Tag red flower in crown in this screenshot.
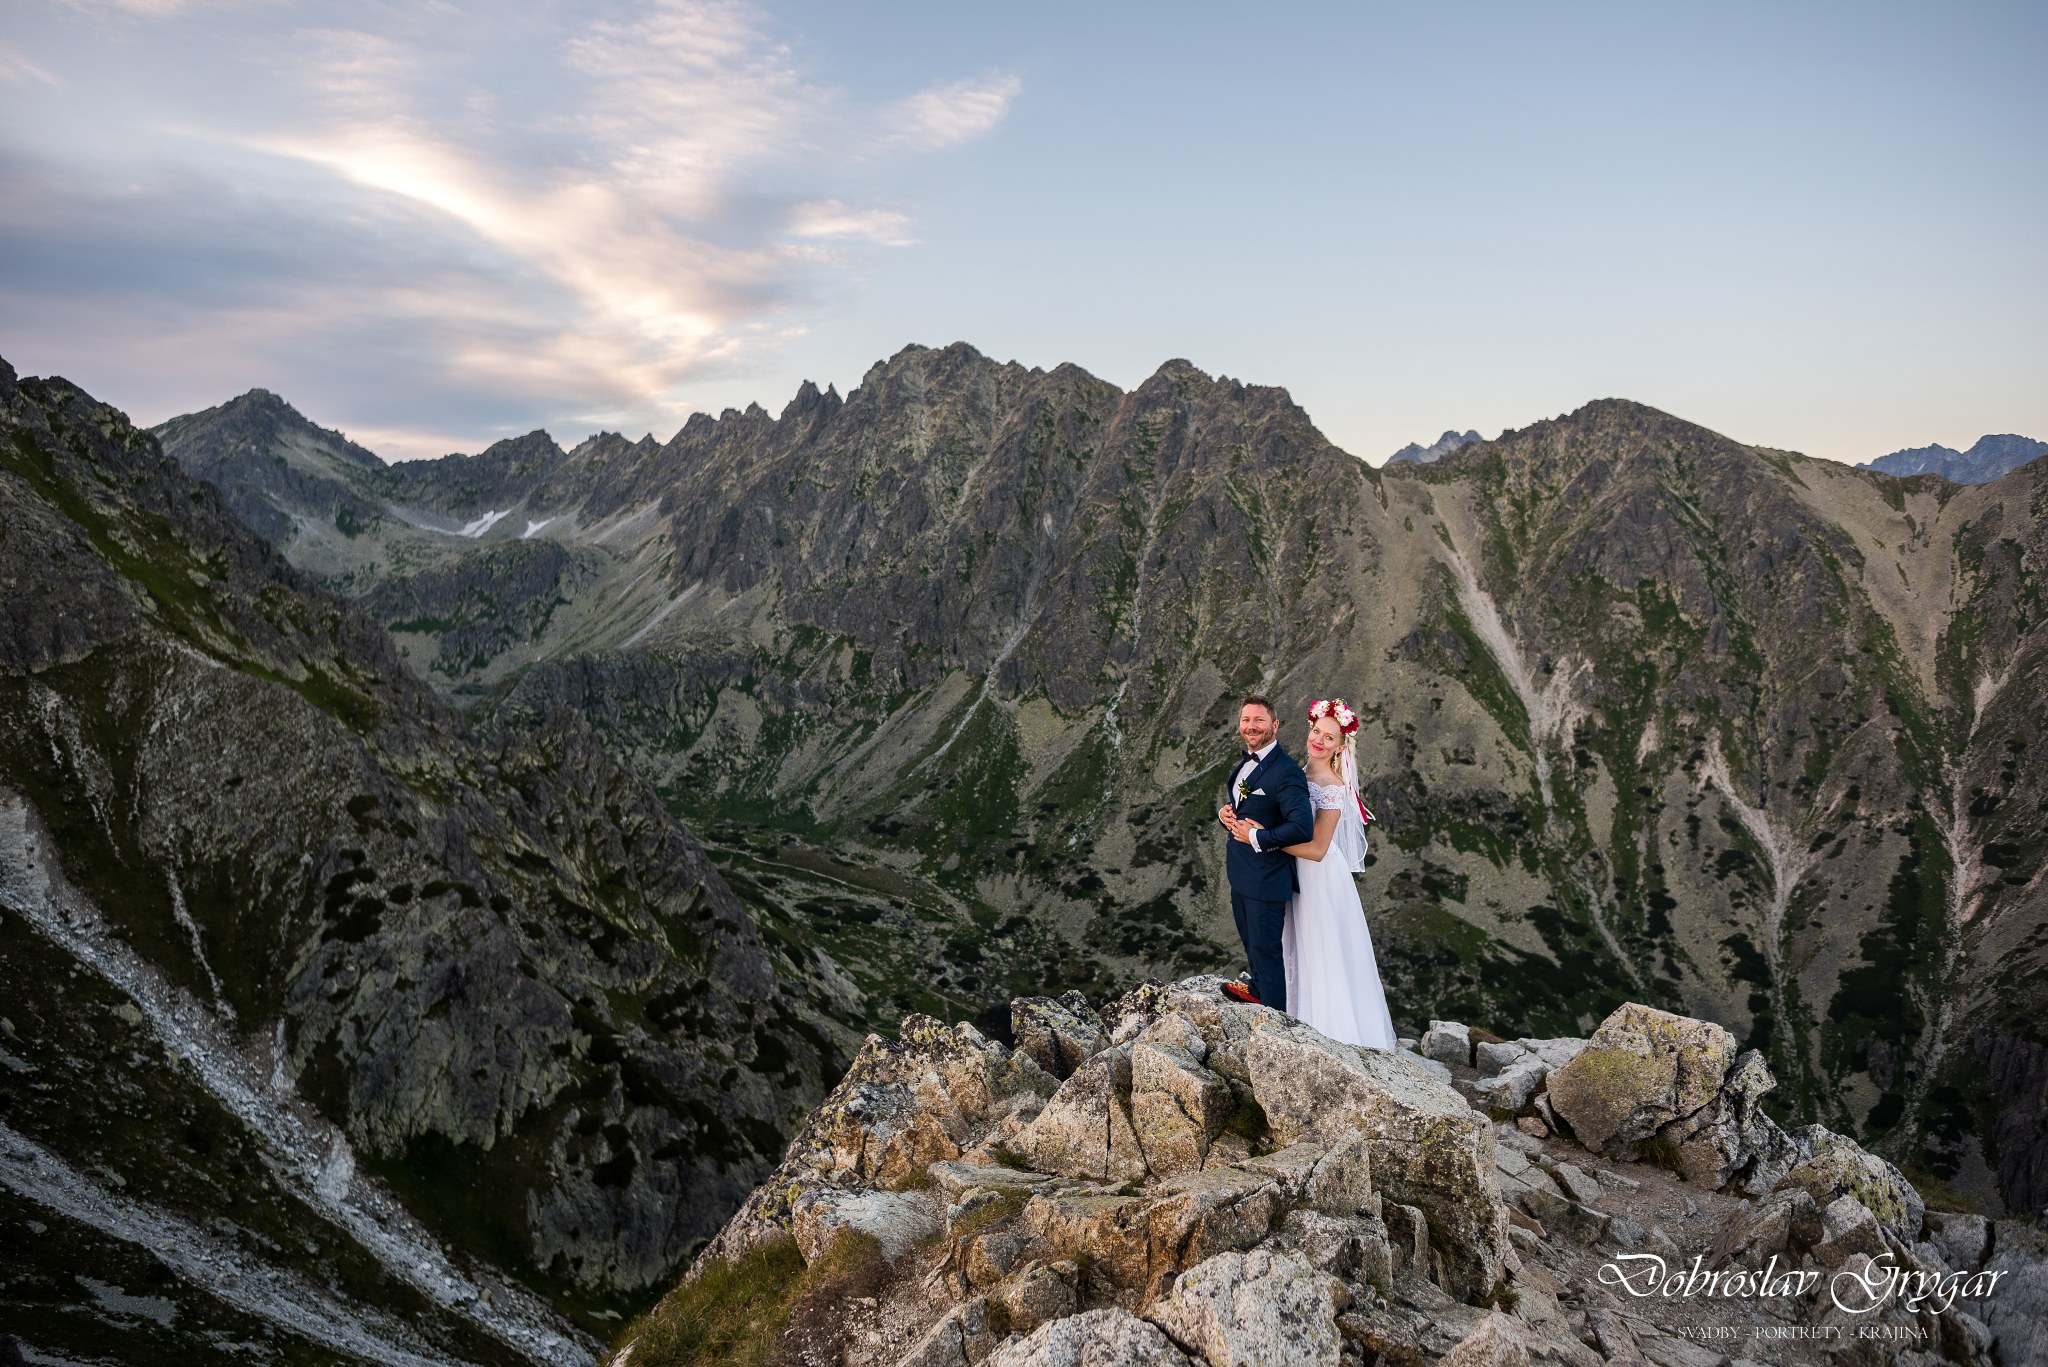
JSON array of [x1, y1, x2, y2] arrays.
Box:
[[1307, 698, 1360, 734]]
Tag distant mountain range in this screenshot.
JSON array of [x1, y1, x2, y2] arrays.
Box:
[[1860, 433, 2047, 483], [5, 346, 2046, 1360], [1386, 429, 1483, 465]]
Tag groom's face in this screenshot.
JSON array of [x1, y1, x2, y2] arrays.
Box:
[[1238, 703, 1276, 752]]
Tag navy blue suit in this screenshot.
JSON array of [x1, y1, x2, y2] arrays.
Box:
[[1222, 745, 1314, 1011]]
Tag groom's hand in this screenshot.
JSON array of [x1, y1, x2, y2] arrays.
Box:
[[1217, 805, 1236, 827]]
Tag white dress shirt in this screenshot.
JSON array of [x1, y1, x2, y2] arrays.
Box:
[[1234, 739, 1277, 852]]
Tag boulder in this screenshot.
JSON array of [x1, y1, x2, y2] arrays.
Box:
[[1422, 1021, 1474, 1069], [1545, 1162, 1604, 1206], [1100, 981, 1174, 1045], [982, 1307, 1195, 1367], [1022, 1167, 1284, 1303], [1014, 1044, 1147, 1183], [963, 1230, 1029, 1289], [1543, 1003, 1735, 1159], [1138, 1011, 1210, 1064], [790, 1186, 944, 1263], [990, 1260, 1077, 1335], [1706, 1185, 1820, 1268], [1383, 1201, 1431, 1277], [1244, 1016, 1511, 1299], [1646, 1048, 1802, 1194], [1811, 1194, 1888, 1267], [1513, 1038, 1588, 1071], [1475, 1040, 1533, 1076], [1117, 982, 1267, 1088], [1432, 1305, 1604, 1367], [1474, 1058, 1549, 1114], [1275, 1208, 1394, 1284], [1773, 1132, 1925, 1244], [1022, 1191, 1159, 1298], [1436, 1311, 1537, 1367], [1492, 1145, 1551, 1207], [1235, 1134, 1372, 1219], [895, 1297, 999, 1367], [1012, 993, 1106, 1081], [1128, 1040, 1233, 1179], [1516, 1187, 1609, 1245], [1928, 1212, 1991, 1271], [928, 1159, 1060, 1199], [1146, 1248, 1346, 1367], [1144, 1169, 1289, 1285]]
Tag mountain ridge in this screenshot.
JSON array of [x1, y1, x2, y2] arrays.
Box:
[[1, 355, 857, 1359], [1859, 432, 2048, 484], [142, 344, 2048, 1241]]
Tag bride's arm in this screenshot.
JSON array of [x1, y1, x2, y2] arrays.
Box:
[[1280, 808, 1340, 861]]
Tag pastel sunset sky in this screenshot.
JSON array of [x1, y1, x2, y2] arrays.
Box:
[[2, 1, 2042, 464]]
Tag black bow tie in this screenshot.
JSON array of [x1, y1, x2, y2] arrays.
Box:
[[1241, 750, 1261, 765]]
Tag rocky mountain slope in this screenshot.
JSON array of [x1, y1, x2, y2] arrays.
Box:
[[0, 358, 858, 1363], [614, 981, 2045, 1367], [155, 345, 2048, 1230], [1860, 435, 2047, 484]]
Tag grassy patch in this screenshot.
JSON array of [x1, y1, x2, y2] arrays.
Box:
[[618, 1230, 888, 1367], [1639, 1133, 1683, 1174], [950, 1189, 1030, 1242], [1901, 1166, 1981, 1217], [987, 1144, 1031, 1171]]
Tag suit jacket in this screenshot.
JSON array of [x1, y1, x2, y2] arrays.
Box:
[[1223, 745, 1314, 900]]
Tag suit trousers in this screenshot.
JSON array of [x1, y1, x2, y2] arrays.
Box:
[[1230, 889, 1289, 1013]]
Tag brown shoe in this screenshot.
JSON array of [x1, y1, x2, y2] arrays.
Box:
[[1221, 981, 1262, 1005]]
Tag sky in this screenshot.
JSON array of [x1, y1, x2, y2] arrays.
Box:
[[2, 1, 2043, 465]]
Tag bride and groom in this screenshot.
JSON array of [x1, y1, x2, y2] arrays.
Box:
[[1216, 693, 1396, 1050]]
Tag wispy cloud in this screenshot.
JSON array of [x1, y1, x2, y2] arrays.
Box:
[[886, 74, 1023, 150], [0, 42, 60, 86], [0, 0, 1019, 457], [789, 200, 917, 246]]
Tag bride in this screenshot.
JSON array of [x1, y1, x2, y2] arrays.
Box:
[[1236, 698, 1396, 1050]]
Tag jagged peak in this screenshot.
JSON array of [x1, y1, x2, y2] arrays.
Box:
[[153, 383, 387, 471], [1145, 356, 1208, 381]]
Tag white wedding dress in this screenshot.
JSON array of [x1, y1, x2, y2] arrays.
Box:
[[1282, 782, 1397, 1050]]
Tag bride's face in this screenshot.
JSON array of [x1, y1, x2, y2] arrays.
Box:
[[1305, 716, 1344, 762]]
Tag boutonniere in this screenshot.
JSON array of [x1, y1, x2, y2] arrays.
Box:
[[1235, 777, 1251, 803]]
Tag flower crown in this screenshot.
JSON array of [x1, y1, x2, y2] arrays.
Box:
[[1308, 698, 1360, 735]]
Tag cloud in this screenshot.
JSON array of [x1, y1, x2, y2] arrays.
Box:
[[0, 0, 1019, 456], [789, 200, 917, 246], [886, 74, 1023, 150], [0, 43, 60, 86]]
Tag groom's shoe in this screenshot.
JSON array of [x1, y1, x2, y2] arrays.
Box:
[[1221, 981, 1262, 1005]]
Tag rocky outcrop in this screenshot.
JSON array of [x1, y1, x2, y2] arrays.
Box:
[[1545, 1004, 1735, 1154], [1543, 1003, 1811, 1197], [622, 983, 2048, 1367], [618, 983, 1543, 1366]]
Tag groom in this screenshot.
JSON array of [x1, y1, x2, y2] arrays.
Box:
[[1216, 694, 1313, 1010]]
